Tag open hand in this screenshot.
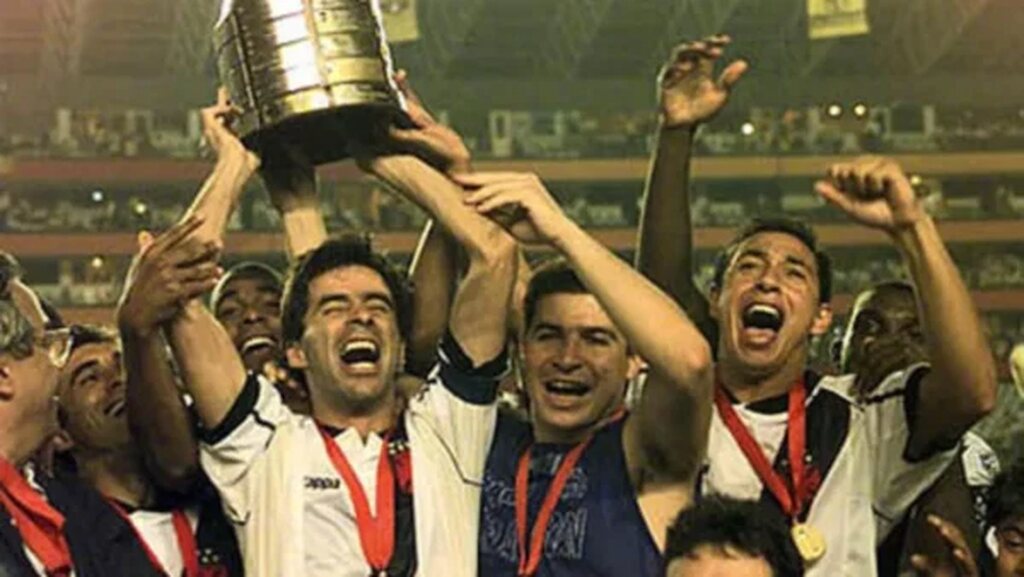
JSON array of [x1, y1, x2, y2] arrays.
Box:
[[201, 87, 260, 171], [387, 70, 472, 175], [910, 515, 980, 577], [815, 156, 927, 234], [454, 172, 571, 246], [116, 216, 222, 335], [659, 35, 748, 128]]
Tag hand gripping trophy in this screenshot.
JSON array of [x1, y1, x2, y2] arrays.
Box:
[[214, 0, 409, 164]]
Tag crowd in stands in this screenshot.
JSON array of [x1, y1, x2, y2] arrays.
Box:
[[4, 102, 1024, 162]]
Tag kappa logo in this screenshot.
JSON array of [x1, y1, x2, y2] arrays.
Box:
[[304, 476, 342, 490]]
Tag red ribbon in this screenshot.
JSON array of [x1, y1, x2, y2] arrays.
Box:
[[317, 425, 395, 574], [0, 457, 72, 577], [713, 379, 812, 520], [514, 410, 625, 577], [107, 499, 200, 577]]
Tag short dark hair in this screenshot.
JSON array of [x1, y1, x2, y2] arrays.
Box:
[[711, 218, 833, 303], [210, 261, 283, 311], [281, 234, 413, 345], [988, 461, 1024, 528], [522, 258, 588, 330], [665, 496, 804, 577], [68, 324, 118, 354]]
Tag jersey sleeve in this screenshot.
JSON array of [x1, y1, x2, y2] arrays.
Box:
[[409, 329, 508, 483], [198, 373, 295, 523]]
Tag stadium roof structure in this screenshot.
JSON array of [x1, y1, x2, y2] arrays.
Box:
[[1, 0, 1023, 116]]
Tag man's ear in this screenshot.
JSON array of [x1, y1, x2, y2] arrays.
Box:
[[0, 369, 13, 400], [285, 343, 308, 371], [810, 303, 833, 337], [708, 287, 722, 321], [625, 355, 644, 382], [51, 429, 75, 454]]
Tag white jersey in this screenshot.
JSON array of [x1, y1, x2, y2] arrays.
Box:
[[126, 508, 200, 577], [199, 336, 505, 577], [701, 365, 958, 577]]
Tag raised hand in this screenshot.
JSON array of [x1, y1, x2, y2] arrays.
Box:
[[815, 156, 928, 233], [910, 515, 980, 577], [658, 35, 748, 128], [387, 69, 472, 175], [454, 172, 572, 246], [116, 216, 222, 335], [201, 87, 260, 171]]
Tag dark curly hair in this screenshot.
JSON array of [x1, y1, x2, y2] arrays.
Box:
[[281, 233, 413, 345], [665, 496, 804, 577], [988, 461, 1024, 529]]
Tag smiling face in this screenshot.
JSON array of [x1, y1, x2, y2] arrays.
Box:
[[214, 274, 283, 374], [711, 232, 832, 382], [57, 340, 132, 455], [286, 265, 403, 416], [520, 292, 640, 443]]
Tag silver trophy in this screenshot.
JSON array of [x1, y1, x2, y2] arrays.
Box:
[[214, 0, 408, 164]]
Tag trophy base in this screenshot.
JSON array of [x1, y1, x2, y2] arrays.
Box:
[[242, 103, 411, 166]]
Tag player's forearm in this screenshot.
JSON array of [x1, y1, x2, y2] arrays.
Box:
[[280, 204, 328, 262], [372, 155, 504, 261], [121, 327, 200, 492], [894, 217, 996, 417], [448, 238, 517, 367], [555, 221, 713, 385], [183, 154, 257, 244], [166, 300, 248, 430], [407, 220, 458, 376]]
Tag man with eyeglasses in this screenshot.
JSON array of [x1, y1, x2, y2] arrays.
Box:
[[0, 252, 167, 576]]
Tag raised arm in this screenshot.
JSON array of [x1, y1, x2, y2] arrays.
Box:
[[183, 89, 261, 247], [459, 172, 714, 484], [367, 156, 516, 366], [406, 219, 459, 376], [636, 36, 746, 340], [816, 157, 997, 456], [164, 91, 258, 429], [258, 144, 328, 261], [385, 70, 512, 368], [116, 219, 221, 491]]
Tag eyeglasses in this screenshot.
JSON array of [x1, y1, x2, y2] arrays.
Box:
[[37, 327, 74, 369]]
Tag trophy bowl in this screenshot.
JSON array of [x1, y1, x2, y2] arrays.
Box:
[[214, 0, 409, 165]]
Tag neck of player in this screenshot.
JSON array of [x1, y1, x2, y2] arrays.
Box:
[[314, 388, 400, 442], [717, 346, 809, 404], [533, 403, 623, 445], [80, 446, 155, 509]]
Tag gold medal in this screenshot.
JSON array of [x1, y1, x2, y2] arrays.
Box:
[[791, 523, 826, 563]]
